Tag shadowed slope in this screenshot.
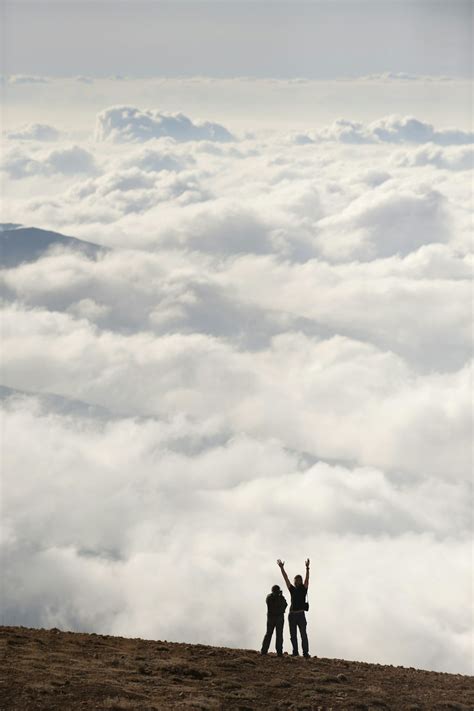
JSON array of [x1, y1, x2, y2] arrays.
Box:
[[0, 385, 115, 420], [1, 626, 473, 710], [0, 226, 106, 267]]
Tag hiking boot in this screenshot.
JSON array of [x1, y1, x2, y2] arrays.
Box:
[[303, 653, 311, 659]]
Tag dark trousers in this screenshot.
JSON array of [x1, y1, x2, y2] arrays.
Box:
[[289, 611, 309, 655], [261, 614, 284, 654]]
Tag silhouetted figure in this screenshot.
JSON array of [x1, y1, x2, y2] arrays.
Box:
[[261, 584, 288, 656], [277, 558, 310, 658]]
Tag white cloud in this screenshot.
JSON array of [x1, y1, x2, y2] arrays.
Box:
[[314, 184, 449, 260], [3, 76, 471, 138], [7, 74, 50, 85], [392, 144, 474, 171], [46, 146, 97, 175], [95, 106, 234, 143], [1, 395, 471, 672], [59, 168, 210, 223], [74, 75, 94, 84], [357, 72, 454, 82], [6, 123, 60, 141], [222, 252, 471, 371], [0, 301, 470, 483], [122, 146, 194, 173], [369, 115, 473, 146], [2, 145, 97, 179], [298, 115, 473, 146], [1, 104, 472, 674]]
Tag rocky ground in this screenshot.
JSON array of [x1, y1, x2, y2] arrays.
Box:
[[1, 626, 472, 710]]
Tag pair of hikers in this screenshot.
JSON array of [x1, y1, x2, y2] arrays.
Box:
[[261, 558, 310, 658]]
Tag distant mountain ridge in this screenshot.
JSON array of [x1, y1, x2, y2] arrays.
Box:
[[0, 225, 106, 268], [0, 222, 23, 231], [0, 385, 115, 420]]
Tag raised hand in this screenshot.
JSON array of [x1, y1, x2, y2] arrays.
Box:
[[305, 558, 310, 568], [277, 559, 285, 568]]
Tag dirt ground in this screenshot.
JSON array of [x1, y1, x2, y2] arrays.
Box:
[[1, 626, 473, 710]]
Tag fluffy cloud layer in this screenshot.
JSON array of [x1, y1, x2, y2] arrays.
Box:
[[297, 115, 474, 146], [5, 123, 60, 141], [1, 105, 472, 674], [3, 394, 471, 673], [95, 106, 234, 143], [7, 74, 50, 85], [392, 144, 474, 171], [2, 145, 96, 179]]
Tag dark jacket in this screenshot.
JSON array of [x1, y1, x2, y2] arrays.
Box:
[[266, 590, 288, 616]]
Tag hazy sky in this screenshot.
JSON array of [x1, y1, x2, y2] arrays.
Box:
[[2, 0, 472, 78]]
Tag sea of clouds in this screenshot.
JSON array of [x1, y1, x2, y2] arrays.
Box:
[[1, 98, 472, 674]]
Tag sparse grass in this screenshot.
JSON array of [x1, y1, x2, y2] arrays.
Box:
[[101, 698, 139, 710], [2, 626, 473, 710], [314, 673, 341, 683]]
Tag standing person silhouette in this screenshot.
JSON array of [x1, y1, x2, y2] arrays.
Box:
[[260, 584, 287, 656], [277, 558, 310, 658]]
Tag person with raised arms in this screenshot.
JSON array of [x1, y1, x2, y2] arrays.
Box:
[[277, 558, 310, 658]]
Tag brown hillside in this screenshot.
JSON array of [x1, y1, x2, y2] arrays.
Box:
[[1, 626, 472, 711]]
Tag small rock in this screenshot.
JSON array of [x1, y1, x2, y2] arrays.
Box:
[[270, 679, 292, 688], [138, 664, 152, 675]]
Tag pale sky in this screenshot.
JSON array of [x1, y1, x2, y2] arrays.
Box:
[[2, 0, 472, 79]]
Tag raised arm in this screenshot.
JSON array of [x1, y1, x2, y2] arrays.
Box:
[[304, 558, 310, 588], [277, 559, 291, 591]]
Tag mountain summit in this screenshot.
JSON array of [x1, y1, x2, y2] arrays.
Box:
[[2, 626, 472, 710], [0, 226, 105, 268]]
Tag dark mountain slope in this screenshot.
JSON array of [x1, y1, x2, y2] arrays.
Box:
[[1, 626, 472, 710], [0, 226, 106, 267]]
